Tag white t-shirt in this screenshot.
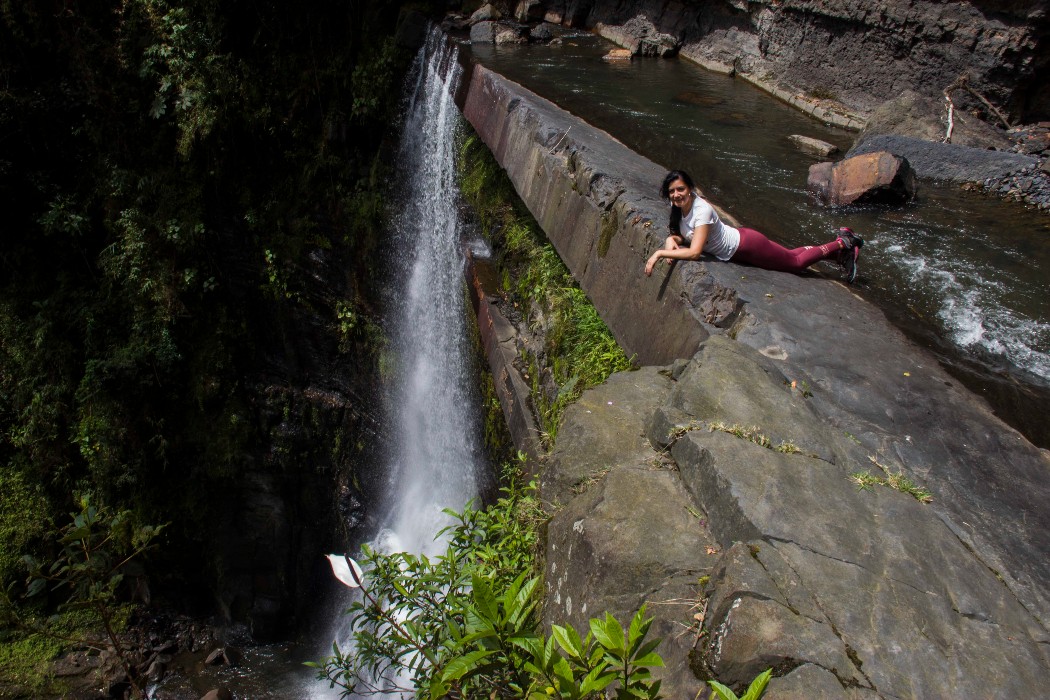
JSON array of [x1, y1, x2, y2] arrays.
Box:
[[679, 195, 740, 261]]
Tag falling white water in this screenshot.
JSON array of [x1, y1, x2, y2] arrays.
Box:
[[307, 28, 487, 699], [375, 27, 485, 557]]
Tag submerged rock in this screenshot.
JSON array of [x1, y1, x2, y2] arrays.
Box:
[[807, 150, 917, 206], [788, 134, 839, 158]]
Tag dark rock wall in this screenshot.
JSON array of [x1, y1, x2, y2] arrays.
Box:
[[534, 0, 1049, 122], [200, 242, 379, 641]]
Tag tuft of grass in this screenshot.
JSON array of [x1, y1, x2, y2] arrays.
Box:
[[571, 466, 610, 494], [850, 455, 933, 504], [708, 422, 802, 454]]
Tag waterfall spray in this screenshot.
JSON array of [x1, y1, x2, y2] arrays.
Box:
[[310, 27, 488, 698], [374, 28, 485, 558]]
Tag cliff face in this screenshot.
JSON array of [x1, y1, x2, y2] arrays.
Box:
[[534, 0, 1048, 123]]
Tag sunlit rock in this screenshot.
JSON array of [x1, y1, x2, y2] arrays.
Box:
[[807, 151, 916, 206], [788, 134, 839, 158]]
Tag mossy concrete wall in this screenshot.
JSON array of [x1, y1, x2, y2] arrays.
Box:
[[457, 62, 709, 366]]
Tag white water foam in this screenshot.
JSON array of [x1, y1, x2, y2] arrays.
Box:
[[889, 241, 1050, 381], [308, 27, 485, 698]]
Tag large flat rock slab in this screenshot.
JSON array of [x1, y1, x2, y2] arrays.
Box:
[[540, 366, 717, 700], [456, 60, 1050, 634]]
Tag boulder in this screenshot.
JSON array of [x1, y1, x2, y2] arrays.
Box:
[[469, 20, 498, 44], [529, 23, 554, 42], [468, 3, 501, 24], [806, 151, 916, 206], [847, 135, 1037, 183], [495, 28, 526, 45], [787, 134, 839, 158], [858, 89, 1012, 151], [597, 16, 679, 58], [514, 0, 544, 22]]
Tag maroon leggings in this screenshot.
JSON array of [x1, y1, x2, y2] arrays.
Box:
[[731, 227, 843, 273]]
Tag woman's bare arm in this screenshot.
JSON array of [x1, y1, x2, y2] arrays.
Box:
[[645, 224, 708, 276]]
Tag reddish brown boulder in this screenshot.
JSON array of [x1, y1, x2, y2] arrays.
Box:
[[807, 151, 916, 206]]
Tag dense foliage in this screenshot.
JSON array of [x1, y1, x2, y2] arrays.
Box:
[[0, 0, 428, 614], [312, 468, 667, 699]]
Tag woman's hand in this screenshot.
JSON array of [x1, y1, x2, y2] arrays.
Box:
[[643, 226, 708, 277], [645, 250, 663, 276]]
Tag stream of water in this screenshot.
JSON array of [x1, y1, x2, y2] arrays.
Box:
[[466, 32, 1050, 444], [306, 28, 489, 699]]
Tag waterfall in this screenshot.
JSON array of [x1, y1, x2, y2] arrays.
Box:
[[373, 28, 485, 558], [307, 27, 488, 698]]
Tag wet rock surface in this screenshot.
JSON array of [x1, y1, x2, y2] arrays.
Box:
[[458, 63, 1050, 696], [806, 151, 917, 206], [847, 134, 1037, 184]]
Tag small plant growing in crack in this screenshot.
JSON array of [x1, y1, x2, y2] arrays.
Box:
[[709, 422, 803, 454], [850, 455, 933, 504], [667, 420, 706, 442], [708, 667, 773, 700], [571, 465, 610, 494]]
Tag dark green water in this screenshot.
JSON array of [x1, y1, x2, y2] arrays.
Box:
[[466, 33, 1050, 443]]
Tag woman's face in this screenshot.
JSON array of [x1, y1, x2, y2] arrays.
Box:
[[667, 178, 693, 209]]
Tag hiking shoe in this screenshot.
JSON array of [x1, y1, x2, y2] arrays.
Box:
[[836, 227, 863, 284]]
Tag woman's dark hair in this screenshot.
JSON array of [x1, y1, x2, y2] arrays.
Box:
[[660, 170, 696, 235]]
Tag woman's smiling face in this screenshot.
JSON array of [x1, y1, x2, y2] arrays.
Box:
[[667, 178, 693, 209]]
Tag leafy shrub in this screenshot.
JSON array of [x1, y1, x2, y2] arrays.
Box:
[[311, 473, 664, 698]]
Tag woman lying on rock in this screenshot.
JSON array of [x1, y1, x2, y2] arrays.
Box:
[[644, 170, 863, 283]]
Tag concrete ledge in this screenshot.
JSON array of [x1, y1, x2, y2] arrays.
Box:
[[466, 252, 543, 464], [458, 62, 707, 366]]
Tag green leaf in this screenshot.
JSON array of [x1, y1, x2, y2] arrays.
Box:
[[471, 573, 498, 622], [632, 638, 661, 663], [707, 679, 740, 700], [627, 605, 652, 653], [741, 668, 773, 700], [579, 665, 616, 695], [441, 649, 497, 682], [590, 612, 625, 654], [428, 678, 450, 700], [552, 624, 583, 658], [631, 652, 664, 668]]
